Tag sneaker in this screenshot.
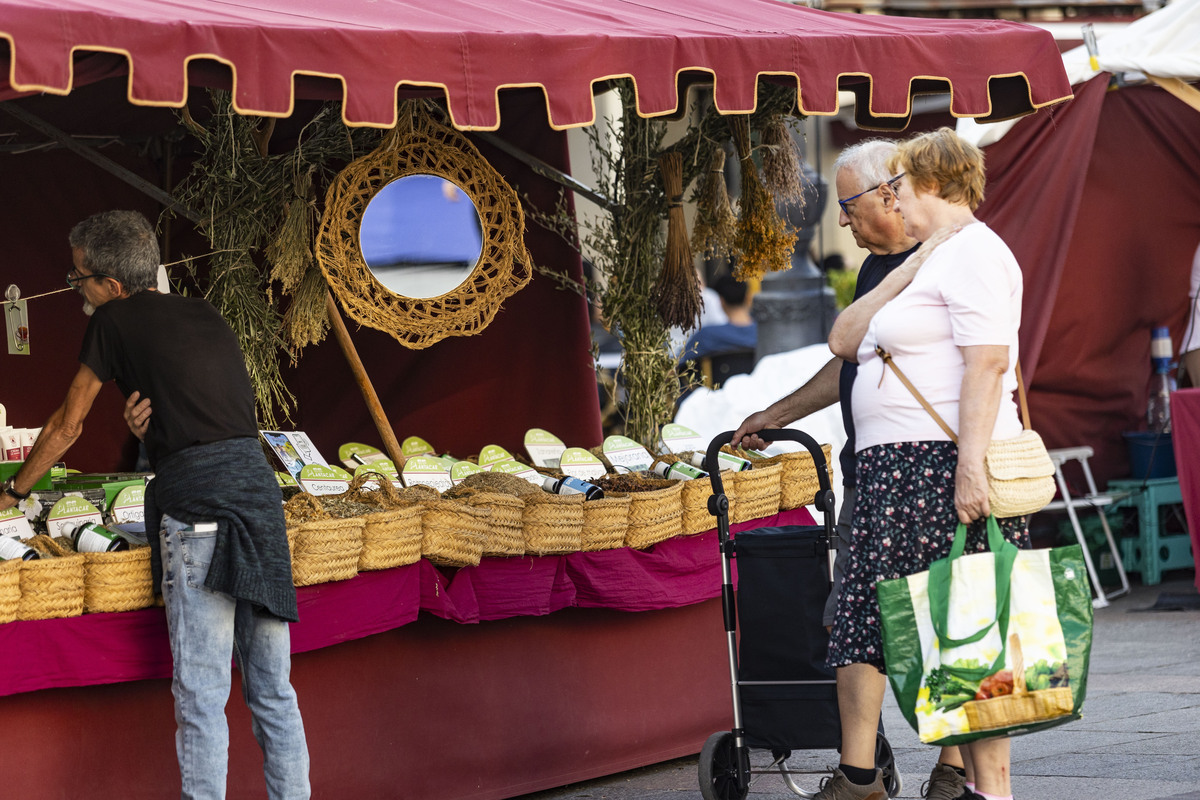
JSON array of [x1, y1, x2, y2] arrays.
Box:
[[815, 767, 889, 800], [921, 763, 967, 800]]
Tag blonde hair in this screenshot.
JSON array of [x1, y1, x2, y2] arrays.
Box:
[[890, 127, 986, 211]]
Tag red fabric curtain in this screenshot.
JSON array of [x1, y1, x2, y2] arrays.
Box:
[[981, 81, 1200, 485]]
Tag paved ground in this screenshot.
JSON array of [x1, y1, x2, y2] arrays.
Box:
[[518, 572, 1200, 800]]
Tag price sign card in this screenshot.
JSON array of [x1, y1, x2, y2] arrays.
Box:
[[110, 484, 145, 524], [339, 442, 391, 470], [402, 456, 452, 492], [401, 436, 436, 458], [491, 459, 544, 487], [298, 464, 352, 497], [524, 428, 566, 469], [602, 435, 654, 473], [0, 507, 34, 541], [477, 445, 514, 469], [559, 447, 607, 481], [46, 496, 103, 538], [659, 424, 706, 455], [450, 461, 485, 485], [354, 459, 401, 489]]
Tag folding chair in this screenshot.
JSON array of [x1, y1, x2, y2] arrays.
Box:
[[1039, 446, 1131, 608]]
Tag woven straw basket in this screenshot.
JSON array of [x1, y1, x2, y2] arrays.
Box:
[[581, 494, 631, 552], [728, 461, 783, 524], [623, 479, 685, 550], [963, 633, 1074, 732], [83, 546, 154, 614], [421, 497, 490, 567], [522, 493, 584, 555], [465, 491, 527, 557], [287, 517, 366, 587], [754, 444, 834, 510], [18, 535, 84, 621], [654, 455, 722, 536], [0, 559, 20, 624], [341, 474, 427, 571]]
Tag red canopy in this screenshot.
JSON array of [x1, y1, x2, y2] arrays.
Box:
[[1, 0, 1072, 130]]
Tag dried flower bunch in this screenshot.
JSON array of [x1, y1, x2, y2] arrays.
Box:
[[653, 151, 702, 331], [728, 115, 796, 282], [760, 114, 806, 206], [690, 145, 738, 260]]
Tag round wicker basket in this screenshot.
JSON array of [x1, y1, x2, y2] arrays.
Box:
[[83, 545, 154, 614], [0, 558, 20, 624], [581, 494, 632, 552], [420, 497, 489, 567], [17, 535, 84, 621], [623, 479, 685, 550], [521, 492, 584, 555]]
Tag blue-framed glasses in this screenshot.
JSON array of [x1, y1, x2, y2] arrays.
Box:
[[837, 172, 905, 215], [66, 270, 113, 290]]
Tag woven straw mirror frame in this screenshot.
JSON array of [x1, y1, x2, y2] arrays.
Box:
[[316, 106, 532, 349]]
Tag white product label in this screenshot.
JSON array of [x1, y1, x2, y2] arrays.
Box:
[[46, 496, 104, 538], [110, 485, 145, 524], [491, 459, 545, 487], [559, 447, 608, 481], [477, 445, 514, 469], [402, 456, 453, 492], [0, 535, 34, 560], [524, 428, 566, 469], [659, 423, 706, 455], [297, 464, 353, 497], [602, 435, 654, 472], [0, 508, 34, 541]]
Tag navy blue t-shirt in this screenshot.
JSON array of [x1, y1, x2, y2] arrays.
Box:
[[837, 245, 919, 487]]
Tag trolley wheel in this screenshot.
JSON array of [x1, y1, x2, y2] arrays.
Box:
[[699, 731, 749, 800], [875, 733, 902, 798]]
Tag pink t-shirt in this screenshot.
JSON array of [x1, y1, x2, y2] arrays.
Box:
[[853, 222, 1025, 452]]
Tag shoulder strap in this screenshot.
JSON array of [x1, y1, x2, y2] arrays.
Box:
[[874, 346, 1032, 440]]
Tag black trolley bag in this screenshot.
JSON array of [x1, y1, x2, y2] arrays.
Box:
[[698, 428, 899, 800]]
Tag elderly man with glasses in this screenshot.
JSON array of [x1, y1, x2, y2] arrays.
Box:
[[732, 140, 974, 800], [3, 210, 310, 800]]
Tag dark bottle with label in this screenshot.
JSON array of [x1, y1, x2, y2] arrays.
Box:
[[72, 522, 130, 553], [542, 475, 605, 501], [0, 535, 39, 561]]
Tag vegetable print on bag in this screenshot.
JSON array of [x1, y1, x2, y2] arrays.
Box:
[[878, 516, 1094, 746]]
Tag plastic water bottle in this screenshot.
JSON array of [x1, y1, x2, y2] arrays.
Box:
[[1147, 326, 1176, 433]]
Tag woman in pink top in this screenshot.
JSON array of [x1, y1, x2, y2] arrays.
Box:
[[823, 128, 1029, 800]]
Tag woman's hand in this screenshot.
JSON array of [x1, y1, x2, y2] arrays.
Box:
[[955, 459, 990, 523], [124, 391, 152, 441]]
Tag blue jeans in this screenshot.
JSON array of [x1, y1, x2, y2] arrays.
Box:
[[160, 514, 310, 800]]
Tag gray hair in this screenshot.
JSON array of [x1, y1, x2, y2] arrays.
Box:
[[832, 139, 897, 195], [68, 210, 160, 294]]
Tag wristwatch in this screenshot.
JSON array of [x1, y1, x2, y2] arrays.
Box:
[[2, 477, 30, 501]]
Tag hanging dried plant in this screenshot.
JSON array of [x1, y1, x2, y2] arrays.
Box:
[[761, 114, 806, 206], [653, 152, 702, 332], [690, 145, 737, 260], [728, 115, 796, 282]]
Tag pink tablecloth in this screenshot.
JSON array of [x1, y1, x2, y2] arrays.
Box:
[[0, 508, 814, 697], [1170, 388, 1200, 592]]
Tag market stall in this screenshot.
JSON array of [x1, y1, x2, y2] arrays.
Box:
[[1, 1, 1073, 797]]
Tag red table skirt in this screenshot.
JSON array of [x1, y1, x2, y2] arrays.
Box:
[[1170, 389, 1200, 592], [0, 508, 814, 697]]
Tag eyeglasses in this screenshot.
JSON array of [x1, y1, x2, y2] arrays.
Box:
[[838, 172, 906, 216], [66, 270, 113, 290]]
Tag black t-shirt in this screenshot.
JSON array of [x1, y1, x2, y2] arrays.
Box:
[[79, 292, 259, 468], [837, 245, 919, 487]]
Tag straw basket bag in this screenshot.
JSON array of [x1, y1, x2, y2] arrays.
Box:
[[728, 461, 783, 524], [284, 493, 366, 587], [420, 496, 490, 567], [752, 444, 833, 510], [17, 535, 85, 621], [581, 493, 632, 551], [83, 545, 154, 614], [622, 478, 685, 550], [653, 456, 717, 536], [0, 558, 20, 624], [521, 492, 585, 555]]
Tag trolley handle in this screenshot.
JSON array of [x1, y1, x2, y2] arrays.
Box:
[[704, 428, 836, 518]]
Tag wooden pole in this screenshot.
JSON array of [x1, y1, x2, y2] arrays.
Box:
[[324, 290, 406, 467]]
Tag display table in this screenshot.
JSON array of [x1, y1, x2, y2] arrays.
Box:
[[1171, 388, 1200, 592], [0, 507, 816, 799]]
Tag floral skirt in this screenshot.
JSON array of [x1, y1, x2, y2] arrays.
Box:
[[825, 441, 1030, 672]]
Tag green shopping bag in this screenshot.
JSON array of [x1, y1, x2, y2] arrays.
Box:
[[878, 516, 1093, 746]]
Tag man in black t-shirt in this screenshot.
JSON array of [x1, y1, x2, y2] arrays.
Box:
[[732, 143, 978, 800], [1, 211, 310, 799]]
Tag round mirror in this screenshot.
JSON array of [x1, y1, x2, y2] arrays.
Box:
[[360, 175, 484, 299]]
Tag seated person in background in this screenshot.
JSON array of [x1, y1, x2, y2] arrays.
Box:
[[1180, 241, 1200, 387], [680, 274, 756, 362]]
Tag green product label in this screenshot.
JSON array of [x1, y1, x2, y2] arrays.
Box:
[[111, 485, 146, 524], [402, 456, 453, 492], [559, 447, 608, 480], [0, 507, 34, 541], [490, 459, 544, 486], [355, 459, 399, 481], [275, 471, 299, 487], [477, 444, 513, 467], [339, 442, 386, 469], [401, 436, 436, 457], [659, 423, 705, 454], [450, 461, 485, 483], [602, 435, 653, 472], [524, 428, 566, 469], [46, 496, 103, 538], [297, 464, 353, 497]]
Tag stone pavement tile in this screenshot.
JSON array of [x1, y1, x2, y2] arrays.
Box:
[[1015, 775, 1196, 800], [1009, 727, 1161, 757], [1013, 752, 1200, 781]]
